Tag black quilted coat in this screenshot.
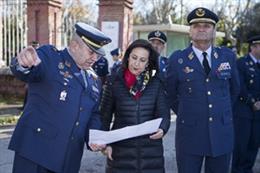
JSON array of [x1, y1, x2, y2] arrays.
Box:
[[100, 69, 171, 173]]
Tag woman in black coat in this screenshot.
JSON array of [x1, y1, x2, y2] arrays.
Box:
[[100, 39, 171, 173]]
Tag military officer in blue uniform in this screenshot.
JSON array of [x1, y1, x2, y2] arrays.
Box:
[[166, 7, 240, 173], [92, 56, 109, 84], [148, 30, 168, 82], [9, 22, 111, 173], [110, 48, 122, 74], [231, 35, 260, 173]]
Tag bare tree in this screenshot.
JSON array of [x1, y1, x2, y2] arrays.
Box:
[[236, 2, 260, 54], [215, 0, 252, 45], [61, 0, 96, 46], [133, 0, 178, 24]]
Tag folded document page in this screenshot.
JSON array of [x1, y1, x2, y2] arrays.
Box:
[[89, 118, 162, 145]]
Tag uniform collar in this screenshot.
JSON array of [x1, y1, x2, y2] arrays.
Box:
[[249, 53, 258, 64], [192, 45, 212, 67], [192, 45, 212, 58]]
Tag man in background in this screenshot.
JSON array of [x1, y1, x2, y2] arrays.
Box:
[[110, 48, 122, 74], [148, 30, 168, 82], [232, 34, 260, 173], [167, 7, 240, 173]]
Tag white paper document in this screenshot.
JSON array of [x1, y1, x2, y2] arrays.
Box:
[[89, 118, 162, 145]]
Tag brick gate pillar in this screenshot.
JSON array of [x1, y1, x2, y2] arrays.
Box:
[[27, 0, 62, 48], [98, 0, 133, 53]]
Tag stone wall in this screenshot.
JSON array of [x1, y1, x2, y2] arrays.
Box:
[[0, 67, 26, 98]]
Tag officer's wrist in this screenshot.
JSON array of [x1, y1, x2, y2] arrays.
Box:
[[16, 63, 31, 74]]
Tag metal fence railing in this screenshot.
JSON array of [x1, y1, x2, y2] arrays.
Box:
[[1, 0, 27, 67]]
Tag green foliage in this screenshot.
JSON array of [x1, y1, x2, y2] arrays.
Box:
[[0, 96, 23, 106], [0, 115, 20, 126]]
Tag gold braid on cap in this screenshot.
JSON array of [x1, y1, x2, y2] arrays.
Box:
[[81, 36, 101, 48]]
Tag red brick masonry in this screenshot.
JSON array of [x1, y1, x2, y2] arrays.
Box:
[[0, 68, 26, 98]]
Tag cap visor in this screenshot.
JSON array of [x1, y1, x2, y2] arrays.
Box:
[[86, 43, 106, 56], [149, 38, 166, 44], [189, 18, 216, 25]]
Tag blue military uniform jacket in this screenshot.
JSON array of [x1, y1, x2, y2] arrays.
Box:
[[233, 54, 260, 148], [110, 60, 122, 75], [92, 56, 109, 77], [234, 54, 260, 119], [9, 45, 102, 173], [159, 56, 168, 82], [167, 46, 240, 156]]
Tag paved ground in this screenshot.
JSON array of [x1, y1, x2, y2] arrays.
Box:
[[1, 121, 260, 173]]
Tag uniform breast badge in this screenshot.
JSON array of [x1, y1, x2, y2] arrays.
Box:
[[92, 85, 99, 93], [65, 61, 71, 68], [178, 58, 183, 64], [188, 52, 194, 60], [63, 71, 73, 79], [183, 66, 194, 73], [58, 62, 64, 69], [213, 52, 218, 59], [59, 90, 67, 101], [218, 62, 231, 71], [249, 68, 255, 72], [216, 62, 231, 79]]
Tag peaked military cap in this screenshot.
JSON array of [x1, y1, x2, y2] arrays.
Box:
[[148, 30, 167, 44], [110, 48, 121, 56], [187, 7, 219, 25], [247, 35, 260, 44], [75, 22, 112, 56]]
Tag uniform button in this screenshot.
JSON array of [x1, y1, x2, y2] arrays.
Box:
[[80, 107, 83, 111], [75, 121, 80, 126], [181, 120, 185, 123], [209, 104, 213, 108], [206, 78, 210, 82], [186, 79, 190, 82], [64, 82, 68, 86], [240, 97, 243, 101], [36, 128, 41, 132], [71, 136, 74, 140], [207, 91, 211, 95], [209, 117, 213, 122]]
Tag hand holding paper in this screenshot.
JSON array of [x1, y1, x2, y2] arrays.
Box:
[[89, 118, 162, 145]]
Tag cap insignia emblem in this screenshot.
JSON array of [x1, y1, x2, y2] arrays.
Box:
[[196, 8, 205, 17], [155, 31, 161, 37]]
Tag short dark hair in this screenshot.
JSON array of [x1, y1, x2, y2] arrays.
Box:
[[122, 39, 159, 75]]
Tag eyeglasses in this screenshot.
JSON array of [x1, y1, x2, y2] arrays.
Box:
[[85, 44, 102, 60]]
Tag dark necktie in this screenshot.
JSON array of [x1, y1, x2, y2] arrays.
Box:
[[80, 69, 88, 88], [202, 52, 211, 75]]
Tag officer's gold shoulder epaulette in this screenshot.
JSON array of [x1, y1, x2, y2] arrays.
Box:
[[87, 67, 98, 79]]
